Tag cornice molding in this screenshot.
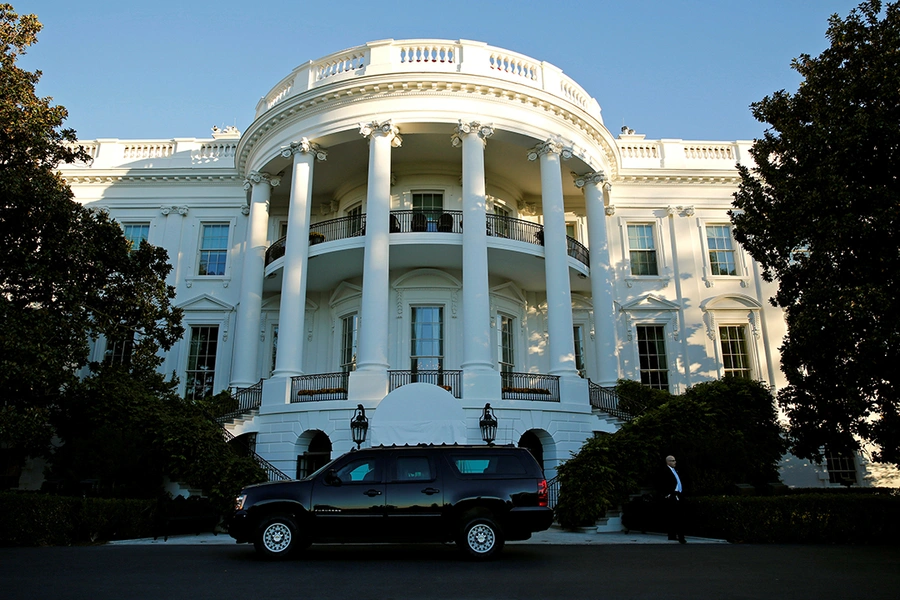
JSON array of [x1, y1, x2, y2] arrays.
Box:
[[62, 172, 243, 185], [236, 74, 619, 178]]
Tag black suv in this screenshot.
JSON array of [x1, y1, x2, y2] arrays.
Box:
[[229, 444, 553, 560]]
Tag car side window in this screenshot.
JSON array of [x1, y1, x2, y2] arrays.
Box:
[[392, 456, 433, 482], [334, 457, 380, 483]]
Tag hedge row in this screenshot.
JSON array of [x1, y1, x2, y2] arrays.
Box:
[[0, 492, 156, 546], [622, 492, 900, 544]]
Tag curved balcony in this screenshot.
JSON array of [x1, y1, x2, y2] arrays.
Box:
[[265, 212, 589, 267]]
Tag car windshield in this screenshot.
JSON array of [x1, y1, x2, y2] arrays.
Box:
[[305, 457, 339, 480]]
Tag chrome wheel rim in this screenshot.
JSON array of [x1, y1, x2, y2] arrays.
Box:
[[263, 522, 292, 553], [467, 523, 495, 554]]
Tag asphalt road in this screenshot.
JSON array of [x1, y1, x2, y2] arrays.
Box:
[[2, 542, 898, 600]]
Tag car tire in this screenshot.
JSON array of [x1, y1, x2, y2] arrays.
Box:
[[255, 515, 302, 560], [458, 515, 504, 560]]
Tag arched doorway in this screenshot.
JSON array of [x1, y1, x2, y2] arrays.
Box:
[[518, 430, 544, 473], [296, 430, 332, 479]]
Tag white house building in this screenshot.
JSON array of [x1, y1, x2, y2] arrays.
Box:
[[58, 39, 864, 487]]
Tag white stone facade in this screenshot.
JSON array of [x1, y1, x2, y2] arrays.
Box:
[[61, 39, 806, 482]]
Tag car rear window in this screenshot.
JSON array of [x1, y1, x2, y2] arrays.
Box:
[[449, 454, 528, 476]]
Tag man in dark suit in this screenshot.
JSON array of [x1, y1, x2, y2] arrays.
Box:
[[658, 455, 686, 543]]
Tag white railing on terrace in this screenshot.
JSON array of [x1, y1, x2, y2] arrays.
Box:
[[616, 139, 752, 170], [255, 39, 600, 119], [57, 139, 239, 170], [124, 142, 175, 159], [684, 144, 735, 160]]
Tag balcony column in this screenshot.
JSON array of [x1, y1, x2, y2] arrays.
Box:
[[231, 172, 280, 388], [528, 140, 580, 379], [349, 121, 401, 399], [272, 139, 327, 378], [453, 121, 502, 400], [576, 172, 619, 387]]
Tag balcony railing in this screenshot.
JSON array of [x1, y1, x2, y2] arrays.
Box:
[[291, 372, 350, 402], [215, 379, 264, 424], [265, 211, 588, 268], [389, 369, 462, 398], [588, 380, 632, 421], [501, 372, 560, 402]]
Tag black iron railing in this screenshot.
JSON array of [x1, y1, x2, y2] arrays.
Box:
[[388, 369, 462, 398], [265, 211, 588, 268], [588, 380, 632, 421], [547, 474, 560, 510], [223, 429, 290, 482], [214, 379, 263, 424], [291, 372, 350, 403], [501, 372, 560, 402]]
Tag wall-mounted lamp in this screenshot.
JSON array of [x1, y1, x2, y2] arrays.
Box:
[[479, 403, 498, 446], [350, 404, 368, 449]]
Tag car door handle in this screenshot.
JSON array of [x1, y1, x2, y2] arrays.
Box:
[[422, 487, 440, 495], [364, 489, 382, 497]]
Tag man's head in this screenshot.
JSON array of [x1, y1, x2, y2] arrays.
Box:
[[666, 455, 676, 468]]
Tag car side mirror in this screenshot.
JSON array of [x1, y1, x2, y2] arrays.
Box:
[[324, 469, 341, 486]]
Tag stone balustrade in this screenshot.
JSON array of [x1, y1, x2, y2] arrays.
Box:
[[254, 38, 600, 120], [60, 138, 240, 170]]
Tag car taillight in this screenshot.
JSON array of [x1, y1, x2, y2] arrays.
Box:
[[537, 479, 548, 507]]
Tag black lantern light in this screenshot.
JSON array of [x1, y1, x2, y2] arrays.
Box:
[[350, 404, 368, 449], [479, 403, 498, 446]]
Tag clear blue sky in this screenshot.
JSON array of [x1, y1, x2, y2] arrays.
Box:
[[19, 0, 863, 142]]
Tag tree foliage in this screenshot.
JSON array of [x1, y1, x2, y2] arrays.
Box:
[[555, 378, 786, 528], [0, 4, 183, 453], [731, 1, 900, 465]]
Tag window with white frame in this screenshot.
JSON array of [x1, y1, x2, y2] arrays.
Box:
[[412, 191, 443, 230], [498, 314, 515, 374], [719, 325, 751, 379], [636, 325, 668, 390], [340, 313, 358, 373], [269, 324, 279, 376], [492, 204, 511, 237], [411, 306, 443, 373], [186, 325, 219, 399], [122, 223, 150, 250], [573, 325, 586, 378], [627, 224, 659, 276], [345, 204, 363, 237], [706, 225, 737, 276], [104, 334, 134, 366], [825, 450, 857, 485], [198, 223, 229, 276]]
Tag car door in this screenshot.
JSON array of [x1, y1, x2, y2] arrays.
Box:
[[383, 452, 444, 541], [310, 453, 385, 541]]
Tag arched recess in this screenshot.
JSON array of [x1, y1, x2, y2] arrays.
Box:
[[295, 430, 332, 479], [517, 429, 555, 474]]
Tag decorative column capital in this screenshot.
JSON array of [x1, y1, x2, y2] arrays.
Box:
[[160, 205, 189, 216], [242, 171, 282, 191], [527, 139, 573, 161], [359, 120, 402, 147], [451, 120, 494, 147], [573, 171, 607, 188], [280, 138, 327, 161]]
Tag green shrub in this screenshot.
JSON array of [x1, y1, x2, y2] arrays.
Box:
[[0, 492, 156, 546], [622, 492, 900, 544]]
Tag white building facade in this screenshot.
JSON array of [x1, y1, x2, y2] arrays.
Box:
[[61, 39, 814, 483]]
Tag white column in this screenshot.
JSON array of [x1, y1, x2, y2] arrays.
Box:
[[576, 172, 619, 387], [349, 121, 401, 399], [273, 139, 327, 378], [453, 121, 501, 401], [528, 141, 579, 378], [231, 172, 280, 388]]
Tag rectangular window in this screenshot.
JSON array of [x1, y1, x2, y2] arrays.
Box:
[[498, 315, 515, 374], [186, 325, 218, 399], [345, 205, 363, 237], [637, 325, 669, 390], [719, 325, 751, 379], [825, 451, 857, 485], [270, 324, 278, 377], [104, 334, 134, 367], [411, 306, 443, 373], [492, 205, 511, 237], [573, 325, 586, 378], [198, 223, 229, 276], [340, 314, 358, 373], [627, 224, 659, 276], [122, 223, 150, 250], [707, 225, 737, 276], [412, 192, 443, 231]]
